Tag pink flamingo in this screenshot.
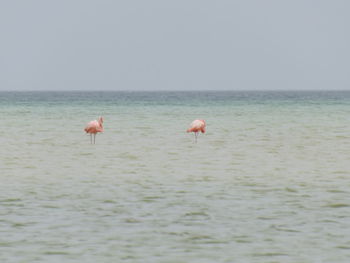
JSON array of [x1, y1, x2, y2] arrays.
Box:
[[187, 119, 206, 143], [84, 117, 104, 144]]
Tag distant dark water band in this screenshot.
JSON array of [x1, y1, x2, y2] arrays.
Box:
[[1, 91, 349, 106]]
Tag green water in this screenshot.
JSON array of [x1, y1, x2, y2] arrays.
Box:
[[0, 91, 349, 262]]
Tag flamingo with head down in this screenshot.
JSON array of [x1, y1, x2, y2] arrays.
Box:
[[187, 119, 206, 143], [84, 116, 104, 144]]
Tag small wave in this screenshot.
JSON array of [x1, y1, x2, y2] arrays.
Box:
[[12, 222, 31, 228], [142, 196, 162, 202], [252, 252, 288, 257], [285, 187, 298, 192], [42, 205, 60, 209], [184, 211, 209, 217], [0, 242, 11, 247], [117, 153, 139, 160], [43, 251, 70, 255], [257, 216, 276, 220], [271, 225, 300, 232], [187, 234, 213, 241], [324, 203, 350, 208], [336, 246, 350, 250], [235, 239, 252, 243], [0, 198, 22, 202], [327, 189, 348, 193], [103, 200, 116, 204], [123, 218, 140, 223]]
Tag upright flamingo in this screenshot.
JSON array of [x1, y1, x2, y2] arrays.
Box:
[[187, 119, 206, 143], [84, 116, 104, 144]]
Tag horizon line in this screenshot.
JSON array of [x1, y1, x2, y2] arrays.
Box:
[[1, 89, 349, 92]]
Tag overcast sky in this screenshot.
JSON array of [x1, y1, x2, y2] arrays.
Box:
[[0, 0, 349, 91]]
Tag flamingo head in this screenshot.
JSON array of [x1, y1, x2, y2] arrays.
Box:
[[98, 116, 104, 124]]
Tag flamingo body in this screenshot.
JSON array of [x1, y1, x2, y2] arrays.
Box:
[[84, 117, 103, 144], [187, 119, 206, 133], [187, 119, 206, 143]]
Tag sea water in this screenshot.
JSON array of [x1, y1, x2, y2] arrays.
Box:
[[0, 91, 349, 262]]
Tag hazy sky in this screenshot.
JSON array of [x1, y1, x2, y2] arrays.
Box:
[[0, 0, 349, 91]]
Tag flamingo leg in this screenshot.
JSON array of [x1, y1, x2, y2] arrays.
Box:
[[94, 134, 96, 144], [195, 132, 198, 143], [90, 134, 92, 144]]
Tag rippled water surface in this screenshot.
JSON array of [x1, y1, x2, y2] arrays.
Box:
[[0, 91, 350, 262]]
